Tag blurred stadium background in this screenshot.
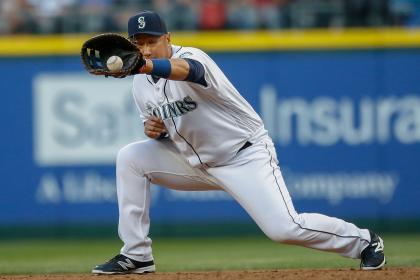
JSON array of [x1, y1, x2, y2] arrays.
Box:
[[0, 0, 420, 274]]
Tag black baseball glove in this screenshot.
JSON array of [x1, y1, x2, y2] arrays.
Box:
[[80, 33, 145, 78]]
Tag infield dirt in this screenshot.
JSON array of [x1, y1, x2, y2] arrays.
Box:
[[1, 267, 419, 280]]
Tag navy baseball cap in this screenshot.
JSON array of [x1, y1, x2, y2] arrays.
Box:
[[128, 11, 168, 38]]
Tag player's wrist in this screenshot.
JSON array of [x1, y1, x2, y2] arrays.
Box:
[[139, 59, 152, 74], [148, 59, 172, 78]]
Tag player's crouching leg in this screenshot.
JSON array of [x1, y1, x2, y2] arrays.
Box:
[[258, 214, 385, 270], [116, 144, 135, 179], [92, 141, 157, 274], [259, 218, 303, 245], [116, 141, 150, 178]]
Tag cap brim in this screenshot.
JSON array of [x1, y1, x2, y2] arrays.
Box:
[[130, 31, 167, 37]]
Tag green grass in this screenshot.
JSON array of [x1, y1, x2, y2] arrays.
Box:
[[0, 234, 419, 274]]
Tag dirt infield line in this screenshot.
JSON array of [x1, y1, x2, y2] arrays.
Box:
[[1, 267, 420, 280]]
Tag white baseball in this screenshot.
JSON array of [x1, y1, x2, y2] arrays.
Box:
[[107, 55, 123, 72]]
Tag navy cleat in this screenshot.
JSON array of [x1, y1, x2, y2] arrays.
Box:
[[360, 230, 386, 270], [92, 254, 155, 274]]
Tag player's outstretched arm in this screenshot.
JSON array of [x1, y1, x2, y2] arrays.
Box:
[[139, 58, 189, 80], [139, 58, 206, 86]]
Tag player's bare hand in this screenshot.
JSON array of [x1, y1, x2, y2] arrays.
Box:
[[144, 116, 167, 139]]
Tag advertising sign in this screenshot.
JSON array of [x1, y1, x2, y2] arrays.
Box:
[[0, 50, 419, 225]]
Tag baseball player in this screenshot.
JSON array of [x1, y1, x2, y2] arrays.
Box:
[[92, 10, 385, 274]]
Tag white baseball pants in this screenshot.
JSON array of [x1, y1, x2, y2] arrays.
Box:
[[116, 136, 370, 262]]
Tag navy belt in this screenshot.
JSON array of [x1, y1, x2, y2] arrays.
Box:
[[237, 141, 252, 154]]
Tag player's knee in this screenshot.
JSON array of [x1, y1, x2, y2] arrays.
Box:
[[117, 143, 135, 165], [116, 142, 148, 175], [264, 223, 301, 244]]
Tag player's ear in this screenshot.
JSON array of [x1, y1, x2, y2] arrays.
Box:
[[166, 33, 171, 45]]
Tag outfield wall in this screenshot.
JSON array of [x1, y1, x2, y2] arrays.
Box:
[[0, 29, 419, 229]]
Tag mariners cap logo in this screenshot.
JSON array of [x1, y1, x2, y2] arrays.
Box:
[[127, 11, 167, 37], [138, 16, 145, 29]]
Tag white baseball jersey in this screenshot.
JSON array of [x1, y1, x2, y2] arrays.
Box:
[[132, 45, 264, 167]]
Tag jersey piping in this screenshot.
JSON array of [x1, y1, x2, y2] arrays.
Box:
[[162, 80, 204, 165], [174, 46, 183, 55], [146, 76, 153, 85]]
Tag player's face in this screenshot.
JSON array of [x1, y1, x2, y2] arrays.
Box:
[[130, 33, 171, 59]]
